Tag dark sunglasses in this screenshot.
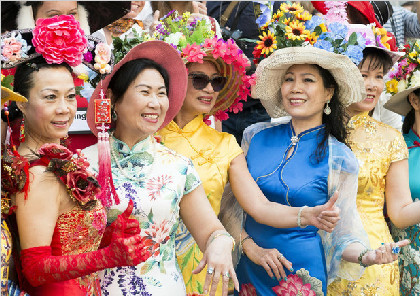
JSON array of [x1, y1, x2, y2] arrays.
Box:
[[188, 73, 227, 92]]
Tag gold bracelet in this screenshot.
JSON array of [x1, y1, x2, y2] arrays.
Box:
[[210, 232, 235, 251]]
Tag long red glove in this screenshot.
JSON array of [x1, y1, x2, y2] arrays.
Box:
[[20, 203, 150, 287], [100, 200, 140, 249]]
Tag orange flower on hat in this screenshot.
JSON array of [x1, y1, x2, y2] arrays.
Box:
[[256, 31, 277, 55], [285, 21, 310, 41], [280, 2, 304, 14]]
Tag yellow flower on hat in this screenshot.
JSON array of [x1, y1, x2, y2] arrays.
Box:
[[280, 2, 304, 14], [283, 17, 291, 26], [285, 20, 310, 41], [308, 32, 319, 45], [296, 11, 312, 21], [409, 51, 418, 59], [78, 73, 89, 82], [257, 31, 277, 55], [386, 79, 398, 94], [373, 27, 391, 50]]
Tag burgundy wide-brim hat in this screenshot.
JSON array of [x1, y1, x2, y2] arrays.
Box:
[[87, 40, 188, 136]]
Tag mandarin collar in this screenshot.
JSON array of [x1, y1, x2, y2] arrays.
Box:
[[288, 121, 326, 142], [165, 114, 205, 134], [347, 111, 371, 129], [111, 135, 154, 156]]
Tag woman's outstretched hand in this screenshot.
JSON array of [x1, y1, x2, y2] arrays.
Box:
[[192, 232, 239, 296], [302, 191, 341, 232], [362, 239, 411, 266]]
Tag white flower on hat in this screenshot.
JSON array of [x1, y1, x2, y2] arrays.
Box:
[[410, 70, 420, 88], [164, 32, 184, 46], [397, 79, 407, 93]]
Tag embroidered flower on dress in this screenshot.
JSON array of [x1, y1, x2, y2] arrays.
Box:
[[146, 175, 173, 200], [32, 15, 87, 66], [239, 283, 257, 296], [272, 274, 317, 296]]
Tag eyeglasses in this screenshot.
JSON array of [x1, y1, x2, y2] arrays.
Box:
[[188, 73, 227, 92]]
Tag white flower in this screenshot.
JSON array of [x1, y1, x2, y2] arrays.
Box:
[[409, 70, 420, 88], [164, 32, 183, 46], [397, 79, 407, 92]]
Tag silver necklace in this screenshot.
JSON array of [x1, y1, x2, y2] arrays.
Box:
[[110, 136, 156, 183]]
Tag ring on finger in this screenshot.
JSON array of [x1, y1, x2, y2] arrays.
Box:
[[207, 267, 214, 275], [278, 253, 284, 260], [392, 246, 401, 254], [223, 271, 230, 278]]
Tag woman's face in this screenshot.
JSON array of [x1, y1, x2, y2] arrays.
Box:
[[113, 68, 168, 142], [17, 67, 77, 144], [347, 56, 384, 115], [181, 61, 221, 118], [124, 1, 145, 18], [35, 1, 78, 20], [281, 64, 333, 123]]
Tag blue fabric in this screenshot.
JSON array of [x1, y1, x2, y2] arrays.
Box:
[[236, 122, 329, 295]]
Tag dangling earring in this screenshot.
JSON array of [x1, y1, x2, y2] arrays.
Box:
[[324, 101, 331, 115], [111, 108, 118, 121], [19, 118, 25, 142]]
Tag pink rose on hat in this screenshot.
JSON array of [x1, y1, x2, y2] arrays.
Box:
[[32, 14, 87, 66]]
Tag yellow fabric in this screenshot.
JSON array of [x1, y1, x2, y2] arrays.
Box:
[[1, 220, 12, 294], [157, 114, 243, 295], [328, 113, 409, 296]]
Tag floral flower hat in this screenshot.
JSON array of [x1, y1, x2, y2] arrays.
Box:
[[384, 40, 420, 116], [113, 10, 255, 122], [1, 15, 113, 75], [251, 2, 368, 117]]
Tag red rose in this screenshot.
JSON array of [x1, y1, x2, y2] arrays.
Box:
[[38, 143, 73, 160], [32, 15, 87, 66], [65, 170, 100, 204]]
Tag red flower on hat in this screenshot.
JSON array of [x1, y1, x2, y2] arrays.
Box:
[[182, 43, 206, 63], [32, 15, 87, 66]]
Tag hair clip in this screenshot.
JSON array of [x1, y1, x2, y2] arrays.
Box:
[[26, 62, 38, 70]]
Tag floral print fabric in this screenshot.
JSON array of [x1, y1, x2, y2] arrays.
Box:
[[84, 136, 201, 295]]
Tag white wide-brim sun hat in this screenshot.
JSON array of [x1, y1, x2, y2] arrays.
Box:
[[384, 85, 420, 116], [252, 46, 366, 118]]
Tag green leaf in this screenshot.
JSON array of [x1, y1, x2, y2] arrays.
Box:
[[147, 209, 154, 223], [348, 32, 357, 45], [1, 75, 14, 90], [180, 246, 194, 269]]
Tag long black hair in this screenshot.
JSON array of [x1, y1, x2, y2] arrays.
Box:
[[402, 88, 420, 134], [310, 65, 348, 163]]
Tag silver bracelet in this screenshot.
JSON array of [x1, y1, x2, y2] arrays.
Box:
[[297, 206, 308, 228]]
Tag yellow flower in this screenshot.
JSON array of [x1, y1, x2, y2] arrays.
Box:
[[308, 32, 319, 45], [285, 20, 310, 41], [280, 2, 304, 14], [272, 11, 284, 21], [1, 74, 4, 81], [257, 31, 278, 55], [319, 23, 327, 32], [282, 17, 291, 26], [78, 73, 89, 82], [386, 79, 398, 93], [409, 51, 418, 59], [373, 27, 391, 50], [296, 11, 312, 21]]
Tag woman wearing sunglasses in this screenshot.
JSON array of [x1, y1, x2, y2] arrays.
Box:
[[157, 35, 341, 296]]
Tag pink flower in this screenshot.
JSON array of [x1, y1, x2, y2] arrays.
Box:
[[83, 51, 93, 62], [239, 283, 257, 296], [146, 175, 173, 200], [94, 43, 111, 64], [214, 110, 229, 121], [91, 208, 107, 233], [143, 220, 171, 256], [2, 38, 22, 62], [272, 274, 316, 296], [32, 15, 87, 66], [182, 43, 206, 63]]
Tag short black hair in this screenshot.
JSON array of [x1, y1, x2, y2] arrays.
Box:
[[108, 58, 170, 105], [359, 47, 393, 74]]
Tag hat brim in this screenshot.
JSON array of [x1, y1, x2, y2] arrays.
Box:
[[252, 46, 366, 118], [365, 45, 404, 66], [384, 85, 420, 116], [1, 86, 27, 105], [87, 41, 187, 136]]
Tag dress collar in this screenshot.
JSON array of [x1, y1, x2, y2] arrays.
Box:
[[288, 121, 325, 144], [111, 135, 154, 156], [165, 114, 204, 134], [407, 128, 420, 149], [347, 112, 371, 129]]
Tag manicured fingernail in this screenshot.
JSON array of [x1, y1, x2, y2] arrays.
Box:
[[284, 276, 288, 281], [272, 276, 276, 280], [290, 268, 294, 272], [381, 242, 385, 245]]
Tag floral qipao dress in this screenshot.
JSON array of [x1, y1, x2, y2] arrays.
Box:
[[391, 128, 420, 295], [328, 113, 409, 295], [157, 114, 243, 295], [236, 121, 368, 296], [83, 135, 201, 296]]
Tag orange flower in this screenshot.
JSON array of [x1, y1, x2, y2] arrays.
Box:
[[257, 31, 278, 55]]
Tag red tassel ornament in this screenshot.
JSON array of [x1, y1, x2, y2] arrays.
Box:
[[95, 89, 119, 207]]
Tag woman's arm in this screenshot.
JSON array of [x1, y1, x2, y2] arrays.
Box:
[[229, 154, 339, 231], [180, 184, 239, 296], [385, 159, 420, 228]]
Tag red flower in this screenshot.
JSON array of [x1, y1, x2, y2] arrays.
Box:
[[65, 169, 100, 204], [272, 274, 316, 296], [239, 283, 257, 296], [38, 143, 73, 160], [32, 15, 87, 66], [182, 43, 206, 63]]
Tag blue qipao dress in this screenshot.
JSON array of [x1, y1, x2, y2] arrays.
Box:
[[391, 128, 420, 295], [235, 120, 369, 296]]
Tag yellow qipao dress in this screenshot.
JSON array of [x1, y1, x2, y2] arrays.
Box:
[[328, 112, 408, 295], [158, 114, 243, 295]]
